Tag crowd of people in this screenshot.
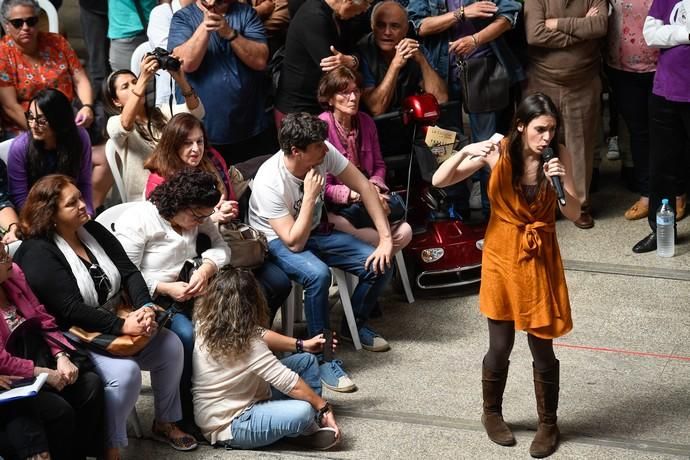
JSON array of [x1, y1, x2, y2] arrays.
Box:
[[0, 0, 688, 458]]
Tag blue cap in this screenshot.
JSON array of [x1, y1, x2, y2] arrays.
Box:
[[662, 198, 669, 205]]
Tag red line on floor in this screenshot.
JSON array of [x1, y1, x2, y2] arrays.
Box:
[[553, 343, 690, 362]]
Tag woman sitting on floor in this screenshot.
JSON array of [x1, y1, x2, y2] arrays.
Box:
[[193, 267, 341, 450]]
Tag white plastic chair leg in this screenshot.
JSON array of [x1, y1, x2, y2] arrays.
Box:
[[395, 252, 415, 303], [282, 281, 301, 338], [332, 268, 362, 350], [129, 407, 143, 439]]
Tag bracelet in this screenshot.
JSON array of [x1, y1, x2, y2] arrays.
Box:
[[471, 33, 479, 48], [131, 87, 145, 98], [82, 103, 94, 112], [315, 401, 332, 424], [227, 29, 239, 42], [55, 351, 70, 360], [295, 338, 304, 352], [182, 86, 196, 98], [453, 5, 464, 22]]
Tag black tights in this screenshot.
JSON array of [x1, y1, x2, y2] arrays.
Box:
[[483, 319, 556, 372]]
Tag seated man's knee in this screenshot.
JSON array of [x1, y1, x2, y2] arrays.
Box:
[[304, 264, 331, 291]]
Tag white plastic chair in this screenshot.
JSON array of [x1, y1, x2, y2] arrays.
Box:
[[281, 269, 363, 351], [130, 42, 153, 74], [94, 202, 138, 233], [0, 139, 13, 165], [105, 139, 127, 203], [395, 252, 415, 304]]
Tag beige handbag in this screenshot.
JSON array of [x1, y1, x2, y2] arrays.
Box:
[[219, 221, 268, 269]]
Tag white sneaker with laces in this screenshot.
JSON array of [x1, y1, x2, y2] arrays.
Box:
[[606, 136, 620, 160]]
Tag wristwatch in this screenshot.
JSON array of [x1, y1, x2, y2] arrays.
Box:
[[227, 29, 239, 42], [315, 401, 332, 424]]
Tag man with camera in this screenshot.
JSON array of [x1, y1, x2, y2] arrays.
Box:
[[169, 0, 272, 164]]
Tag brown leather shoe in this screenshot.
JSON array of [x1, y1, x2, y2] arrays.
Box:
[[573, 211, 594, 229], [624, 199, 649, 220], [676, 195, 686, 221]]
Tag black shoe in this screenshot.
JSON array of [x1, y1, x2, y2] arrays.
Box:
[[632, 233, 656, 253]]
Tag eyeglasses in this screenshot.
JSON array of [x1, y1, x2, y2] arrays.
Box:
[[337, 87, 361, 97], [25, 111, 49, 128], [189, 208, 215, 222], [8, 16, 39, 29], [88, 263, 112, 293], [0, 244, 11, 264]]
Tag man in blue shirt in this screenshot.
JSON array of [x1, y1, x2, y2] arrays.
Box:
[[169, 0, 272, 164]]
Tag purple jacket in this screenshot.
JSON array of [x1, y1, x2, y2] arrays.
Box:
[[319, 111, 388, 205], [0, 264, 74, 378], [7, 128, 94, 214]]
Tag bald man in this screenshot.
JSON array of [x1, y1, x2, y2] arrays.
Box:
[[357, 0, 447, 116]]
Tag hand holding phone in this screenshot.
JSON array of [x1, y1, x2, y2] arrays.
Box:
[[322, 329, 334, 362]]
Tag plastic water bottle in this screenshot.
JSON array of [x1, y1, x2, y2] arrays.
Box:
[[656, 198, 675, 258]]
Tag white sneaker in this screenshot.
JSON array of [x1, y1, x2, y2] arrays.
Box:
[[606, 136, 620, 160]]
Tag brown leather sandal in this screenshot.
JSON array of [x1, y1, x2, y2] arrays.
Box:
[[151, 422, 198, 451]]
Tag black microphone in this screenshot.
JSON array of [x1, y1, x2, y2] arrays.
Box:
[[542, 147, 566, 206]]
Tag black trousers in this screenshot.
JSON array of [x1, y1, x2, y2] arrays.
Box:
[[607, 67, 654, 197], [648, 94, 690, 231], [0, 370, 104, 460]]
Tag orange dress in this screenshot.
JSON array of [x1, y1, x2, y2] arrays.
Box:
[[479, 143, 572, 339]]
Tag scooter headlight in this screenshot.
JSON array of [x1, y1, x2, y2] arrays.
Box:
[[421, 248, 444, 263]]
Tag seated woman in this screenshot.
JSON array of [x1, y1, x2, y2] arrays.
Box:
[[0, 242, 103, 460], [318, 67, 412, 254], [0, 0, 95, 138], [103, 54, 204, 202], [8, 89, 94, 215], [193, 267, 341, 450], [113, 168, 229, 435], [14, 175, 196, 460], [143, 112, 237, 223]]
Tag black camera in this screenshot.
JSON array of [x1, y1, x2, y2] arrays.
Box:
[[147, 47, 181, 72]]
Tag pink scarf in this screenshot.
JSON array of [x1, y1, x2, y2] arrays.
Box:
[[329, 112, 360, 169]]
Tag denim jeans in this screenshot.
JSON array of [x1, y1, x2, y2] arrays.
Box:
[[268, 231, 393, 337], [228, 353, 322, 449]]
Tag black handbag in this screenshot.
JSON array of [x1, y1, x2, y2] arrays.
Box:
[[457, 55, 510, 113], [333, 192, 407, 229]]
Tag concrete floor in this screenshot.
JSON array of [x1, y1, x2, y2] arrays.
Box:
[[123, 155, 690, 459]]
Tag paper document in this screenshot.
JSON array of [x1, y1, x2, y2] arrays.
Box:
[[425, 126, 457, 163], [0, 373, 48, 405]]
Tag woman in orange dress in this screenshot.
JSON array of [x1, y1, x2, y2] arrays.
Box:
[[433, 93, 579, 459]]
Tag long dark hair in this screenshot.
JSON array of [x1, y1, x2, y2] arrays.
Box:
[[102, 69, 167, 143], [25, 89, 83, 188], [507, 93, 562, 188]]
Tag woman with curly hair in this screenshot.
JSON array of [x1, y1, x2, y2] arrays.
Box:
[[193, 267, 341, 450], [103, 53, 203, 202], [111, 168, 229, 437], [143, 113, 239, 224], [13, 174, 196, 460], [8, 88, 93, 214]]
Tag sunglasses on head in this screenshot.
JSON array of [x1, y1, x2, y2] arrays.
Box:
[[8, 16, 39, 29]]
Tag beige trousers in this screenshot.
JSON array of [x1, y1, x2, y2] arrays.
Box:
[[526, 75, 602, 208]]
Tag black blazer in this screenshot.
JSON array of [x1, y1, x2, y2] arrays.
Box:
[[14, 220, 152, 335]]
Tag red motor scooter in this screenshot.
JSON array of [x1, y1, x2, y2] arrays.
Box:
[[376, 94, 486, 291]]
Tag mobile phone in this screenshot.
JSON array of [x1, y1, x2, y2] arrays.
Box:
[[10, 377, 35, 389], [322, 329, 334, 362], [489, 133, 504, 144]]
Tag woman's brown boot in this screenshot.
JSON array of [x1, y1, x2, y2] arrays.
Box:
[[481, 361, 516, 446], [529, 360, 560, 458]]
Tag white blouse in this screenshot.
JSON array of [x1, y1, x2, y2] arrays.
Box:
[[113, 201, 230, 297]]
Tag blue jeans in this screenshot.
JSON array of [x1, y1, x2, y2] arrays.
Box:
[[167, 260, 291, 420], [229, 353, 322, 448], [268, 231, 393, 337]]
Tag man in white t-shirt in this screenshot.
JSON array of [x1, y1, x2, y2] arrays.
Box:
[[249, 113, 394, 393]]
